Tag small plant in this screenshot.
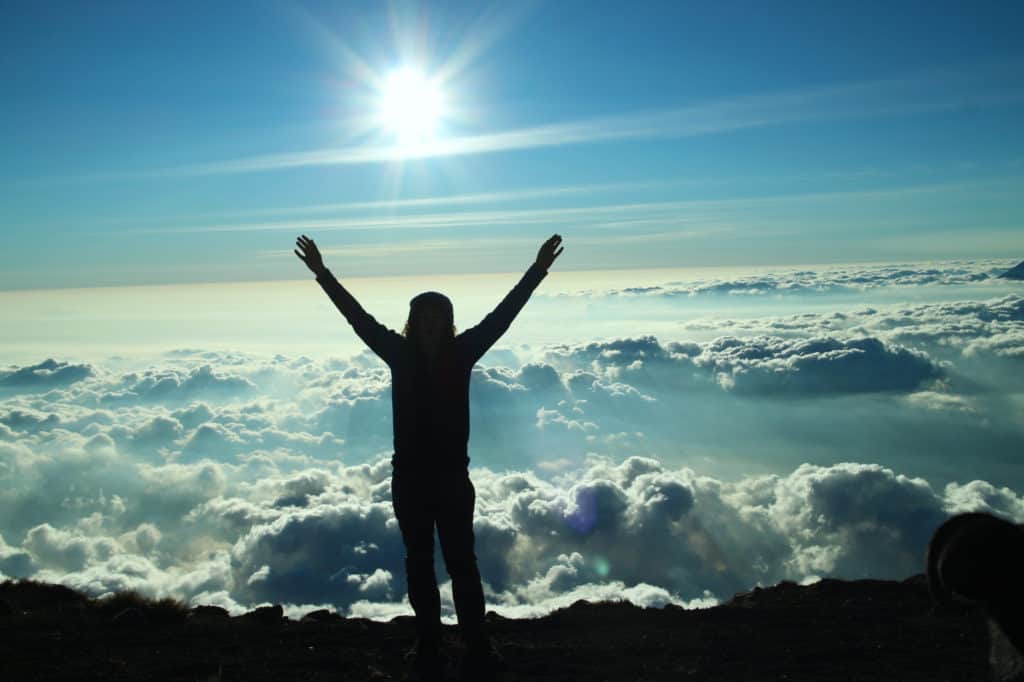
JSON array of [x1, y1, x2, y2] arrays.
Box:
[[94, 589, 190, 625]]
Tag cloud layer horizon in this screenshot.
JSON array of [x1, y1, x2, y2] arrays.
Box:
[[1, 262, 1022, 620]]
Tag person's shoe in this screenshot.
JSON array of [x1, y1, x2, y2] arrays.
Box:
[[459, 640, 506, 680], [405, 638, 446, 682]]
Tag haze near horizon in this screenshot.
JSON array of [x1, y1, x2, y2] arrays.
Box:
[[1, 1, 1022, 621]]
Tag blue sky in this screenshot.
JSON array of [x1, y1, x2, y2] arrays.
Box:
[[2, 0, 1023, 290], [2, 1, 1024, 617]]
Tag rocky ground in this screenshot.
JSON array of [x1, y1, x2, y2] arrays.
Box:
[[0, 575, 996, 681]]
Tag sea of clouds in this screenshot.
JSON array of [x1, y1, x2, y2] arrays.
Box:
[[1, 260, 1022, 620]]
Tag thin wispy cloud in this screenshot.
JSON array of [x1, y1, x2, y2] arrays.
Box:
[[254, 228, 729, 261], [111, 178, 1016, 236], [174, 180, 663, 220], [172, 61, 1024, 176], [62, 181, 664, 232]]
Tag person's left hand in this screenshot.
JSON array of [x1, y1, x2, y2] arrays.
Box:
[[535, 234, 564, 271]]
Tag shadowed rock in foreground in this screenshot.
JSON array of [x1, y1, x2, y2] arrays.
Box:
[[0, 576, 994, 681], [928, 512, 1024, 682]]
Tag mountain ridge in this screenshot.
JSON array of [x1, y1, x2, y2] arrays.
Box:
[[0, 575, 997, 681], [1000, 261, 1024, 279]]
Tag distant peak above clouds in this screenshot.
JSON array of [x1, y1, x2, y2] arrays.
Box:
[[999, 261, 1024, 280]]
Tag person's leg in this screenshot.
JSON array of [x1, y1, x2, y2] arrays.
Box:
[[436, 472, 487, 648], [391, 471, 442, 647]]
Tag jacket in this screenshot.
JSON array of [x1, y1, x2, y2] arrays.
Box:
[[316, 262, 547, 471]]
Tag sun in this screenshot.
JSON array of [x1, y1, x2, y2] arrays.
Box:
[[376, 67, 445, 145]]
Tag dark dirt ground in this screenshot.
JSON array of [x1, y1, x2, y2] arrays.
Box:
[[0, 575, 994, 681]]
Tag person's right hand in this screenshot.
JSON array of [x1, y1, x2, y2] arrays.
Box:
[[295, 234, 326, 276]]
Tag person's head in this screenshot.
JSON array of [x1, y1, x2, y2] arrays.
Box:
[[403, 291, 455, 355]]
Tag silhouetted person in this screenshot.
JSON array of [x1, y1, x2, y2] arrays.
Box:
[[927, 512, 1024, 680], [295, 233, 563, 680]]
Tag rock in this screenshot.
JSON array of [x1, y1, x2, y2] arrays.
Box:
[[300, 608, 341, 623], [111, 607, 148, 626], [188, 606, 230, 622], [0, 580, 87, 612], [990, 618, 1024, 682], [927, 512, 1024, 605], [485, 610, 511, 624], [242, 604, 283, 623], [928, 512, 1024, 682]]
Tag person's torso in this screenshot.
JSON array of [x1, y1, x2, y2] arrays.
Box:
[[389, 338, 474, 470]]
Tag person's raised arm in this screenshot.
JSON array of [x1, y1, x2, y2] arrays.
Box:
[[295, 234, 402, 365], [461, 234, 564, 364]]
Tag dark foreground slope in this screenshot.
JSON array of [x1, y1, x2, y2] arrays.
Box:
[[0, 576, 990, 681]]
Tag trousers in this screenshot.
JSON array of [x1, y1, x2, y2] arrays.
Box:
[[391, 467, 487, 646]]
